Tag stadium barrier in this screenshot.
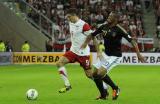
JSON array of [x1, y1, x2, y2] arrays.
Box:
[[0, 52, 12, 65], [13, 52, 64, 64], [0, 52, 160, 65], [92, 53, 160, 65]]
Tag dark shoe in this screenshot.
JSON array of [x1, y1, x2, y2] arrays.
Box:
[[96, 89, 109, 100]]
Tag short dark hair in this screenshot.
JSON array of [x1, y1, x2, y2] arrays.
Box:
[[67, 8, 78, 16]]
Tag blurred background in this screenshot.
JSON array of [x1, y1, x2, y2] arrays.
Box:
[[0, 0, 160, 52]]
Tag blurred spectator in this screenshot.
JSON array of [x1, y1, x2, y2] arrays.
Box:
[[52, 30, 64, 52], [152, 40, 160, 52], [95, 12, 104, 24], [153, 25, 160, 52], [5, 41, 13, 52], [26, 0, 145, 52], [155, 25, 160, 39], [156, 6, 160, 26], [0, 40, 6, 52], [129, 20, 137, 38], [144, 0, 150, 10], [154, 0, 160, 26], [45, 39, 53, 52], [64, 30, 71, 52], [154, 47, 160, 52], [21, 41, 30, 52], [126, 0, 134, 7]]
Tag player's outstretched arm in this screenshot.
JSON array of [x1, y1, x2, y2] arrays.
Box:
[[131, 40, 146, 63], [93, 37, 103, 59], [81, 24, 104, 49], [80, 34, 92, 49]]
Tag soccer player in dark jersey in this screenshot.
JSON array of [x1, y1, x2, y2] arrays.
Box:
[[81, 11, 145, 100]]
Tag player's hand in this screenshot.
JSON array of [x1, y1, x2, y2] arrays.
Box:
[[80, 43, 87, 49], [137, 54, 145, 63], [97, 52, 103, 60]]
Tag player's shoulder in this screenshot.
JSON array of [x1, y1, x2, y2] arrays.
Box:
[[79, 19, 91, 27], [79, 19, 91, 31], [97, 22, 108, 29], [78, 19, 86, 25]]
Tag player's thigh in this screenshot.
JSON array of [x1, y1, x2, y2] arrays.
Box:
[[56, 56, 70, 67], [56, 51, 76, 67], [93, 58, 107, 74], [106, 56, 122, 73], [78, 56, 92, 78], [78, 56, 91, 70], [93, 54, 121, 73]]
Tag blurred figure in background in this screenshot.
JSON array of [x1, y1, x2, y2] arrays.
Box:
[[5, 41, 13, 52], [45, 39, 53, 52], [21, 41, 30, 52], [0, 40, 6, 52]]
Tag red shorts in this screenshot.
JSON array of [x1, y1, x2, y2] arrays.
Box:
[[63, 51, 91, 70]]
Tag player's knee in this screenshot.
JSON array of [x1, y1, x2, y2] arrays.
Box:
[[56, 62, 63, 68], [96, 69, 106, 77], [86, 73, 93, 79], [84, 68, 93, 79]]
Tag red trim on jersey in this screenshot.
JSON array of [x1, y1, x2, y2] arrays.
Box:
[[83, 23, 91, 32]]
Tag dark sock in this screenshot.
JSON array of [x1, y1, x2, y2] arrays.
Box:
[[102, 74, 118, 90], [94, 77, 106, 97]]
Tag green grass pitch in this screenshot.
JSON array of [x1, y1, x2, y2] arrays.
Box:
[[0, 64, 160, 104]]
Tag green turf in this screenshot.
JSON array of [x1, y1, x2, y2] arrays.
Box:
[[0, 65, 160, 104]]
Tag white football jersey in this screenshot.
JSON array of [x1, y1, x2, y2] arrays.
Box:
[[69, 19, 92, 56]]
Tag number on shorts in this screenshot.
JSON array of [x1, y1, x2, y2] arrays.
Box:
[[86, 60, 90, 66]]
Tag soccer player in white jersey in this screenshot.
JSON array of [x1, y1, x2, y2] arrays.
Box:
[[56, 8, 96, 93]]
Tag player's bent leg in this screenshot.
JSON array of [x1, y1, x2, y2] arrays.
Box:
[[93, 55, 121, 100], [56, 56, 72, 93], [99, 68, 120, 100], [56, 56, 69, 68], [93, 68, 109, 100], [92, 72, 108, 100]]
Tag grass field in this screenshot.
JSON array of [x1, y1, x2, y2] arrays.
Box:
[[0, 65, 160, 104]]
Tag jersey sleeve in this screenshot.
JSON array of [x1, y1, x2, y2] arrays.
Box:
[[117, 25, 132, 42], [83, 23, 92, 36], [91, 24, 104, 37]]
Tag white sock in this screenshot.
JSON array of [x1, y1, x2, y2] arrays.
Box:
[[103, 81, 109, 90], [58, 67, 70, 87]]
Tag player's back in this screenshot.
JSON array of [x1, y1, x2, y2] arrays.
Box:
[[101, 24, 132, 57]]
